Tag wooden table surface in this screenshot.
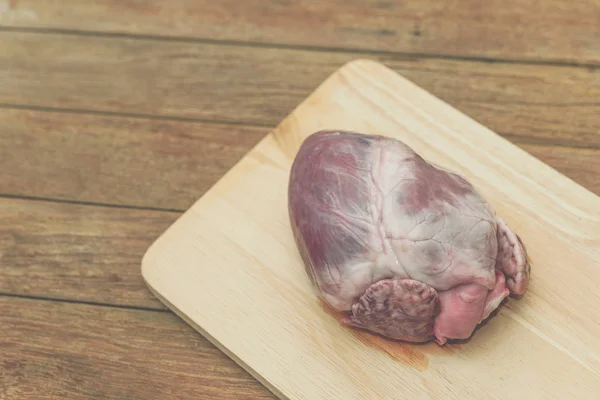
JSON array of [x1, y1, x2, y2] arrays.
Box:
[[1, 2, 599, 399]]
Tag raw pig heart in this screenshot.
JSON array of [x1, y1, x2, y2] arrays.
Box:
[[288, 130, 530, 345]]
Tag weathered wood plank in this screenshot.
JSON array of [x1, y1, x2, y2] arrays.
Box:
[[1, 109, 599, 214], [0, 0, 599, 64], [0, 296, 274, 399], [0, 108, 266, 210], [0, 197, 172, 309], [1, 32, 598, 148]]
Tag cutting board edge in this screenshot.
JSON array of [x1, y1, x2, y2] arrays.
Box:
[[141, 269, 289, 400]]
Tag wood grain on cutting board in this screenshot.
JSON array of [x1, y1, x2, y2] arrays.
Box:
[[142, 59, 600, 399]]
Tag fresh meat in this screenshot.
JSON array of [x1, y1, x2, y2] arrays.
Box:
[[288, 130, 530, 345]]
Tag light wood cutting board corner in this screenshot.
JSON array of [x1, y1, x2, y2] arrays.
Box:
[[141, 60, 600, 400]]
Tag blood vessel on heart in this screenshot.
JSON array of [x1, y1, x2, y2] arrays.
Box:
[[288, 130, 530, 345]]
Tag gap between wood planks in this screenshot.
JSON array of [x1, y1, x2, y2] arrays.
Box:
[[0, 103, 275, 129], [0, 193, 184, 213], [0, 291, 168, 312], [0, 26, 599, 71]]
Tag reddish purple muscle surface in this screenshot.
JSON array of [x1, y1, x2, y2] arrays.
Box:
[[288, 130, 530, 344]]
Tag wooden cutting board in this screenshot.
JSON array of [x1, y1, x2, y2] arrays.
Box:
[[142, 59, 600, 399]]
